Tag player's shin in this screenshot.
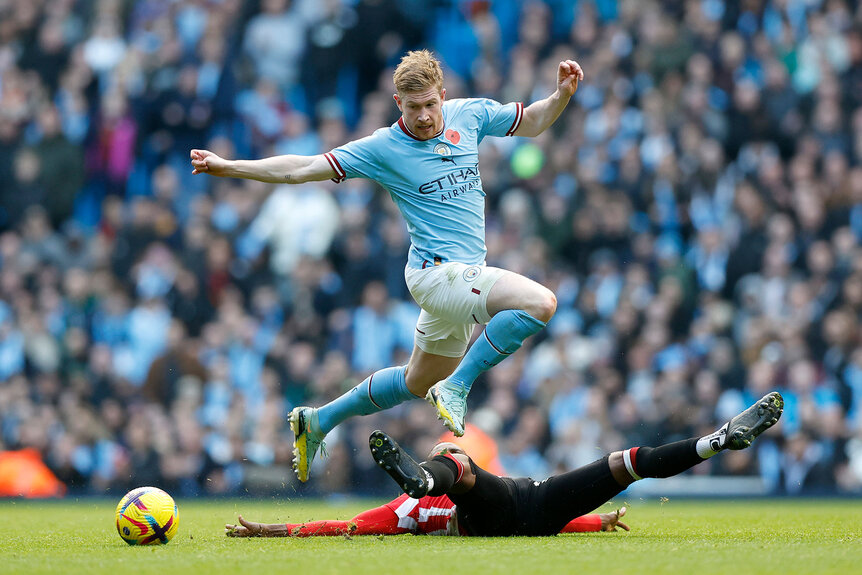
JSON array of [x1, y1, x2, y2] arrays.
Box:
[[447, 309, 545, 392], [617, 439, 706, 482], [421, 453, 464, 496], [616, 392, 784, 483], [317, 365, 417, 434]]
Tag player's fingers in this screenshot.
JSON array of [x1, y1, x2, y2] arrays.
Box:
[[566, 59, 584, 80], [238, 515, 259, 534], [617, 521, 630, 531], [618, 506, 627, 518]]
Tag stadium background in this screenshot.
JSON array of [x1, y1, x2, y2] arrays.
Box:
[[0, 0, 860, 499]]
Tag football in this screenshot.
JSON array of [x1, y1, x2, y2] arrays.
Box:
[[115, 486, 179, 545]]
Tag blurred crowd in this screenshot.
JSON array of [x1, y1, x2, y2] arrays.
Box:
[[1, 0, 861, 498]]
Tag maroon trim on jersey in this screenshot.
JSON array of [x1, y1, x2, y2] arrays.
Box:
[[506, 102, 524, 136], [629, 446, 640, 474], [324, 152, 346, 183], [398, 117, 444, 141], [471, 288, 481, 295]]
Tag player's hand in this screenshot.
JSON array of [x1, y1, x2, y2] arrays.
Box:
[[190, 148, 228, 176], [225, 514, 263, 537], [557, 59, 584, 98], [599, 507, 629, 532]]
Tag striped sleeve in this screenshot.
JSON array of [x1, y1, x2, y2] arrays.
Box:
[[474, 98, 525, 140], [505, 102, 524, 136], [323, 152, 346, 183], [325, 131, 383, 183]]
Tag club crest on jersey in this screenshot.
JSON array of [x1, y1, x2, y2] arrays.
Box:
[[434, 143, 452, 156], [462, 266, 481, 281]]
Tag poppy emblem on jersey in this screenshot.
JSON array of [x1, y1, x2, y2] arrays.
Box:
[[434, 142, 452, 156], [462, 266, 481, 282], [445, 129, 461, 145]]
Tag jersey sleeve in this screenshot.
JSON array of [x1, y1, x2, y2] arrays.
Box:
[[325, 132, 384, 184], [560, 514, 603, 533], [472, 98, 524, 141]]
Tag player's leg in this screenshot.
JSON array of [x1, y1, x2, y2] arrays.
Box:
[[612, 391, 784, 483], [290, 344, 458, 482], [369, 430, 477, 497], [531, 392, 785, 535], [430, 270, 555, 435], [316, 344, 458, 433], [369, 430, 517, 536]]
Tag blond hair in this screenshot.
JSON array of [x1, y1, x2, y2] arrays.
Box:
[[393, 50, 444, 95]]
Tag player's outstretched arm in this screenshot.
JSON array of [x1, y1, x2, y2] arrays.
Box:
[[559, 507, 629, 533], [190, 149, 336, 184], [225, 504, 408, 538], [513, 59, 583, 137], [226, 515, 288, 537]]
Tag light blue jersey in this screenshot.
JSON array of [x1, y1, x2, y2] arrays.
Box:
[[325, 98, 524, 269]]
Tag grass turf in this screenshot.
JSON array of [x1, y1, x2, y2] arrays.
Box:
[[0, 497, 859, 575]]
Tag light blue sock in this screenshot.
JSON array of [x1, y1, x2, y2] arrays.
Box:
[[316, 365, 417, 435], [447, 309, 546, 393]]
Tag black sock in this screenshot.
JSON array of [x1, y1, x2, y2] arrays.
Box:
[[421, 455, 461, 496], [631, 438, 704, 478]]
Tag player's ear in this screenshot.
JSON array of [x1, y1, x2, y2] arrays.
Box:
[[440, 88, 446, 101], [394, 93, 402, 111]]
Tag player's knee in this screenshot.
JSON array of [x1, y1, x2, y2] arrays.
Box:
[[530, 289, 557, 323]]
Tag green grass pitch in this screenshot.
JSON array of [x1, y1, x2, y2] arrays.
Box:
[[1, 497, 860, 575]]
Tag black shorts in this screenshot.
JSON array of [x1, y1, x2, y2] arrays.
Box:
[[450, 456, 623, 536]]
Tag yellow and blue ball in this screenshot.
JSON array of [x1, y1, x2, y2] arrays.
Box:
[[115, 486, 179, 545]]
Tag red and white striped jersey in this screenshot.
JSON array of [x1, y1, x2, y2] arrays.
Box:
[[383, 493, 461, 536]]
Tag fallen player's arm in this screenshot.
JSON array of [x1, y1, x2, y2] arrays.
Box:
[[513, 59, 583, 137], [226, 515, 289, 537], [226, 505, 411, 538], [560, 507, 629, 533], [190, 149, 336, 184]]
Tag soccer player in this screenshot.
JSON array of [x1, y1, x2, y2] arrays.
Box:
[[368, 392, 783, 536], [190, 50, 584, 482], [224, 499, 627, 537]]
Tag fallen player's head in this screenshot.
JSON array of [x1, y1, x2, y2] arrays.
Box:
[[428, 441, 467, 459]]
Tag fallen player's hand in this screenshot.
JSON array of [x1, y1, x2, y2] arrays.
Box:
[[225, 514, 264, 537], [599, 507, 629, 532]]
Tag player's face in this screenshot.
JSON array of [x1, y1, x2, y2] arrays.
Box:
[[395, 87, 446, 140]]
